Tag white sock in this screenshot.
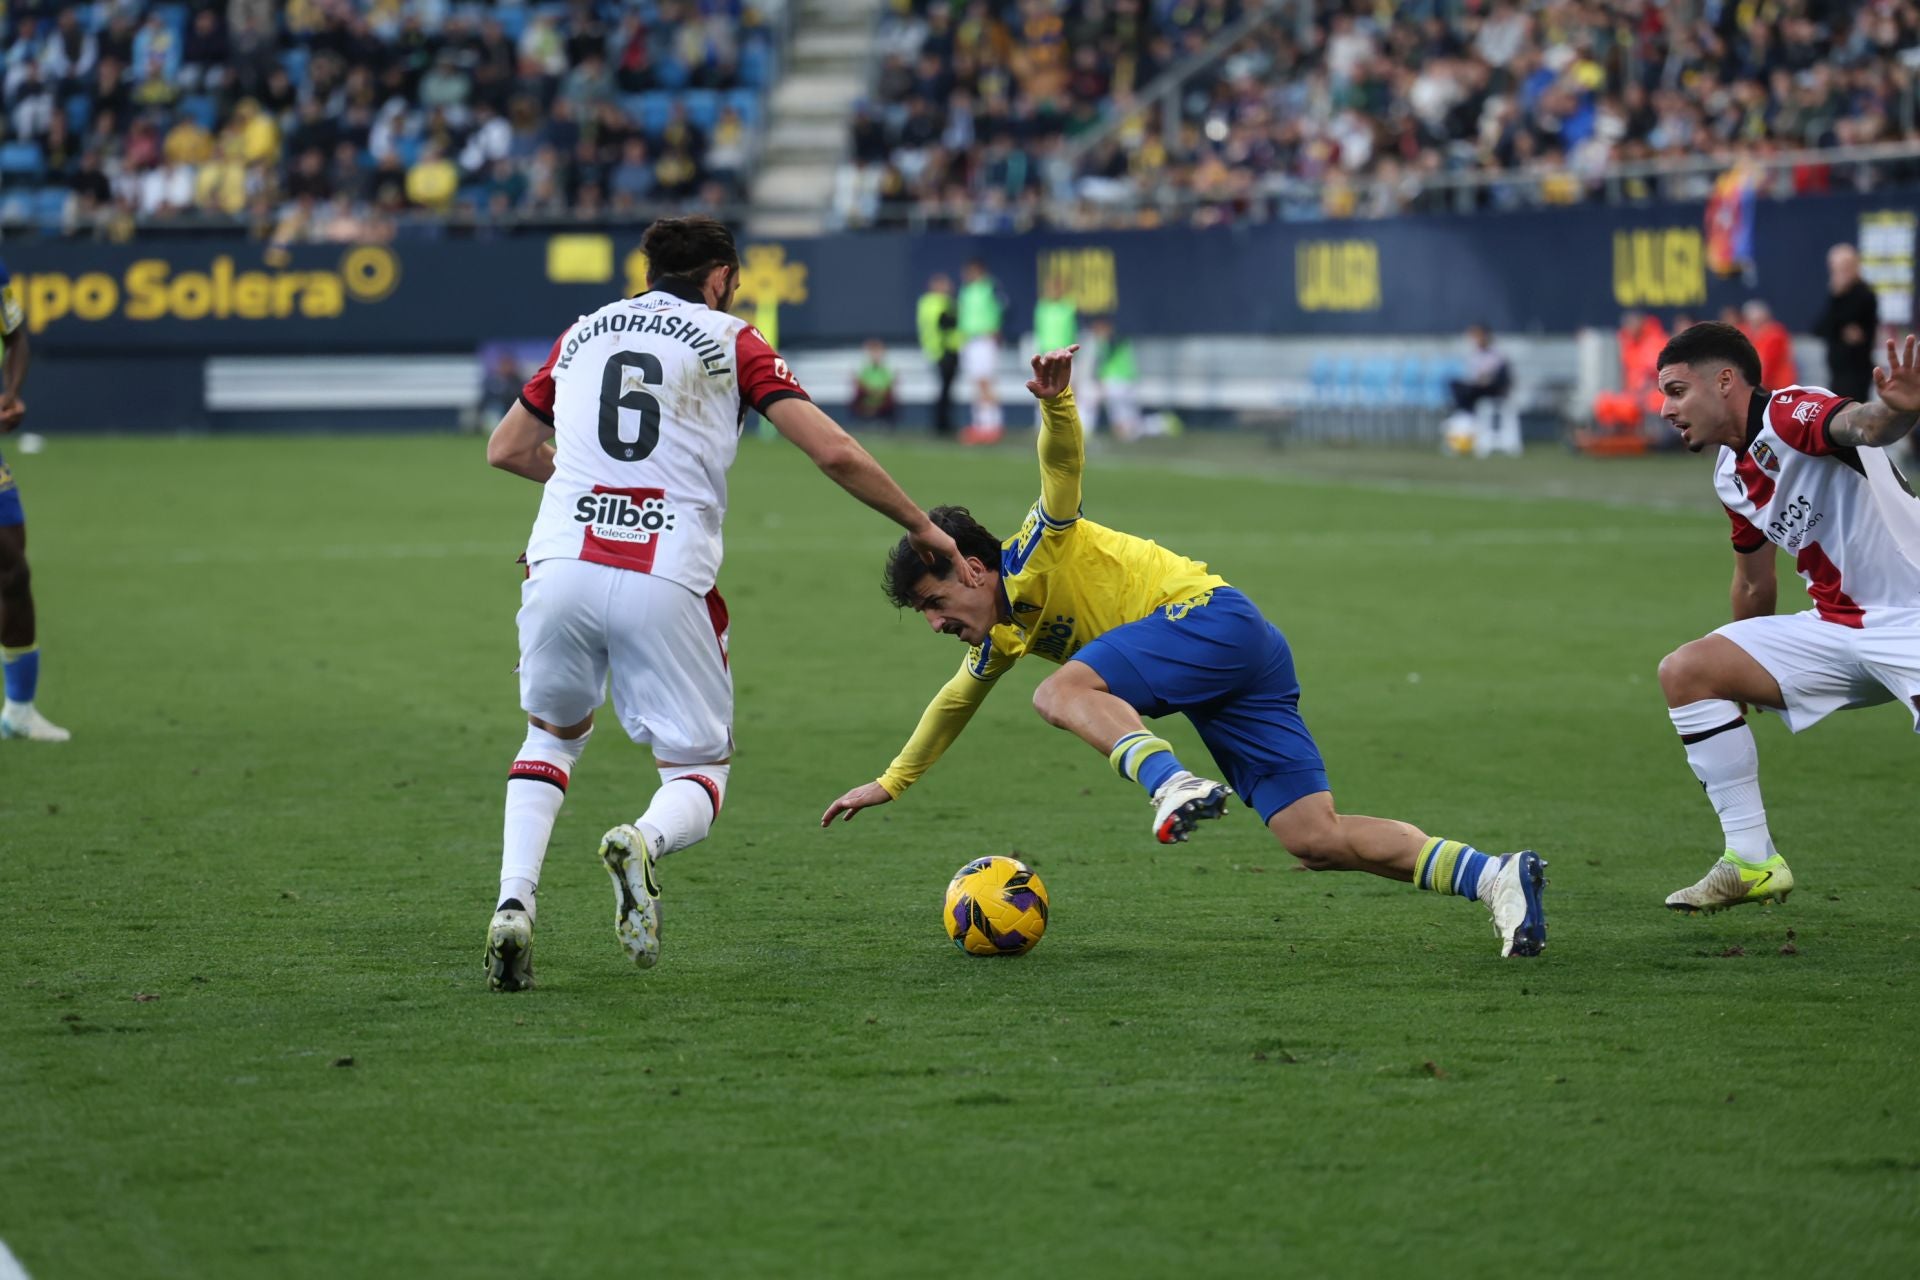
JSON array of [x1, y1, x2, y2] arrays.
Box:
[[1669, 700, 1776, 864], [977, 398, 1002, 430], [499, 725, 592, 916], [636, 764, 729, 860]]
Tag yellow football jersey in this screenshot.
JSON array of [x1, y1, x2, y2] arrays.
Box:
[[877, 388, 1226, 797]]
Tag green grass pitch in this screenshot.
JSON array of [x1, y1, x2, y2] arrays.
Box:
[[3, 434, 1917, 1277]]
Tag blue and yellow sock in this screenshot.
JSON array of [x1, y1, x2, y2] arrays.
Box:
[[1414, 837, 1500, 901], [2, 645, 38, 705], [1109, 730, 1183, 798]]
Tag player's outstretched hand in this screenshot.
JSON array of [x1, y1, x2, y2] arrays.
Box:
[[821, 781, 893, 827], [909, 519, 984, 587], [1874, 334, 1920, 414], [0, 396, 24, 434], [1026, 344, 1079, 401]]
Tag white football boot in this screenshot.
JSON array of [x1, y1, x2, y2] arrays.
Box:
[[1481, 851, 1548, 958], [599, 824, 662, 968], [1149, 771, 1232, 844], [1665, 851, 1794, 914], [0, 703, 70, 742], [484, 902, 535, 992]]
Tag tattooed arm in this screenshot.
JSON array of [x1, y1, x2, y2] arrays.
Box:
[[1828, 335, 1920, 447]]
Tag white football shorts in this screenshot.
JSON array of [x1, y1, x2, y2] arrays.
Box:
[[961, 335, 997, 384], [517, 557, 733, 761], [1716, 609, 1920, 733]]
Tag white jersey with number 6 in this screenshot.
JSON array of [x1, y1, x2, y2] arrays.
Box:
[[516, 281, 808, 594]]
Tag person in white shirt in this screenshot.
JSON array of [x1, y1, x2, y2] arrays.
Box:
[[480, 215, 974, 990], [1444, 324, 1520, 457], [1653, 321, 1920, 914]]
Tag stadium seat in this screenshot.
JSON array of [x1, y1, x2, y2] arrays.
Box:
[[655, 58, 691, 90], [636, 91, 674, 135], [738, 42, 772, 88], [394, 136, 424, 168], [65, 95, 93, 133], [33, 188, 68, 230], [0, 193, 31, 227], [1356, 357, 1397, 415], [725, 89, 762, 128], [683, 90, 720, 132], [282, 47, 311, 85], [494, 7, 529, 40], [1307, 355, 1339, 407], [1393, 354, 1428, 407], [153, 3, 189, 41], [0, 142, 45, 180], [1327, 356, 1358, 407], [180, 95, 219, 132]]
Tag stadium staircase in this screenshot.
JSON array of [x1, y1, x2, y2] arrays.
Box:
[[750, 0, 881, 236]]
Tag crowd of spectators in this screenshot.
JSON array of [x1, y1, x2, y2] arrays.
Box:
[[0, 0, 782, 240], [839, 0, 1920, 231]]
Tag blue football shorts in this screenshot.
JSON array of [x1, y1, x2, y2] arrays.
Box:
[[1075, 586, 1328, 822]]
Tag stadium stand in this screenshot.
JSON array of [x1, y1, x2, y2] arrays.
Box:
[[838, 0, 1920, 230], [0, 0, 786, 237]]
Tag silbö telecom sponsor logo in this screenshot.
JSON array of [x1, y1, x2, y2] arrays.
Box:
[[575, 491, 676, 544]]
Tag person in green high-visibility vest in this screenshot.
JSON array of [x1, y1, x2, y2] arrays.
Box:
[[1034, 279, 1081, 426], [1090, 316, 1144, 440], [957, 259, 1005, 443], [1033, 278, 1078, 353], [915, 273, 960, 437], [850, 339, 899, 430]]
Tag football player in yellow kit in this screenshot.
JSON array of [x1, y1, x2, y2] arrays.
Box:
[[821, 346, 1548, 957]]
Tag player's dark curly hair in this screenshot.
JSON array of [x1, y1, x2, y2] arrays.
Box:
[[1656, 321, 1763, 388], [642, 215, 739, 289], [883, 506, 1003, 608]]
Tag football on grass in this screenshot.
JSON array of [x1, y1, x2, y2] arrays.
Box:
[[943, 856, 1049, 956]]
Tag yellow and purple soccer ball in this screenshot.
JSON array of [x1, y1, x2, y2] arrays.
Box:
[[943, 856, 1049, 956]]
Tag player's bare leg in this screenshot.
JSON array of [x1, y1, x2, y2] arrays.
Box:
[[0, 521, 67, 743], [487, 711, 595, 991], [1267, 791, 1547, 957], [1264, 792, 1426, 879], [1032, 661, 1230, 844], [1657, 635, 1795, 913], [600, 755, 730, 969]]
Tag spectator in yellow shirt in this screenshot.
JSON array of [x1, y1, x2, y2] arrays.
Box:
[[229, 99, 281, 167], [164, 118, 214, 167], [406, 142, 460, 211]]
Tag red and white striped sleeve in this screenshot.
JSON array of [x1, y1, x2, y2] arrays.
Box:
[[1726, 504, 1768, 554], [516, 328, 570, 425], [735, 325, 809, 416], [1765, 386, 1852, 457]]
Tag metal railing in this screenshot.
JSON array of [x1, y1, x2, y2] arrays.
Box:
[[1054, 139, 1920, 227]]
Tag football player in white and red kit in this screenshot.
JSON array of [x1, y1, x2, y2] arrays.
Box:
[[480, 216, 973, 990], [1654, 322, 1920, 913]]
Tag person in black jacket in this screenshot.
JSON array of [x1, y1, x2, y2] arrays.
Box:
[[1813, 243, 1880, 402]]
